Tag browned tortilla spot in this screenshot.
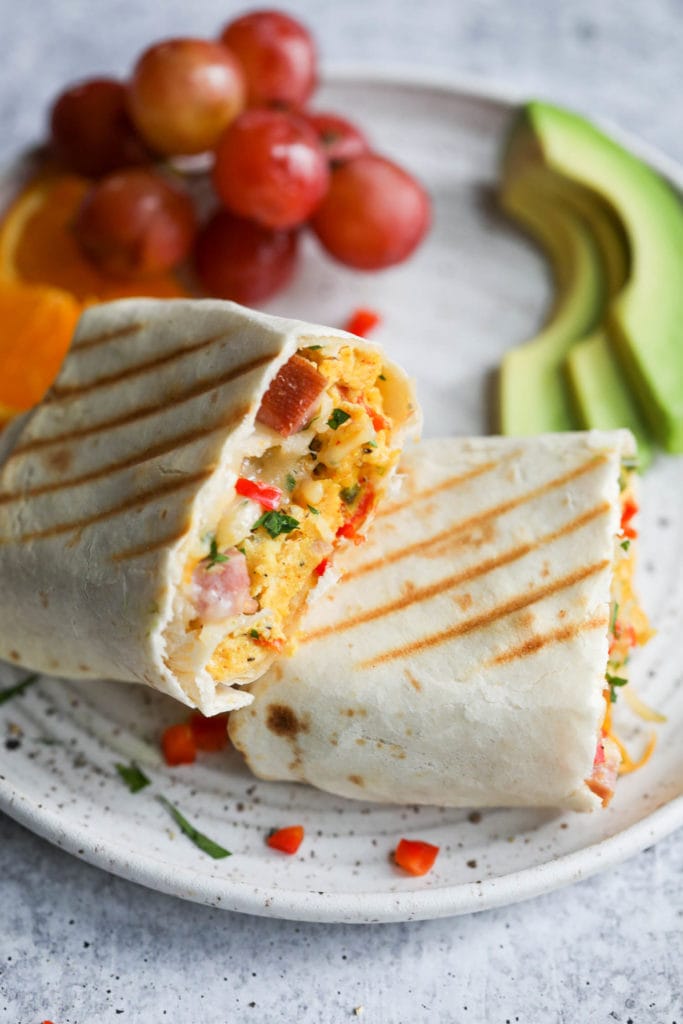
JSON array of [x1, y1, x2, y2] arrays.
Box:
[[342, 456, 608, 584], [375, 459, 501, 519], [8, 354, 274, 459], [45, 447, 73, 474], [358, 559, 610, 669], [348, 774, 365, 787], [304, 501, 611, 643], [70, 321, 146, 352], [8, 650, 20, 661], [404, 670, 422, 692], [486, 613, 608, 666], [266, 703, 308, 738]]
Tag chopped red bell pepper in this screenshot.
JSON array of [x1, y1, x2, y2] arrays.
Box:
[[336, 488, 374, 544], [394, 838, 440, 876], [266, 824, 304, 854], [314, 557, 330, 576], [161, 723, 197, 766], [188, 712, 230, 753], [256, 354, 327, 437], [235, 477, 282, 510], [343, 308, 381, 338], [620, 498, 638, 539]]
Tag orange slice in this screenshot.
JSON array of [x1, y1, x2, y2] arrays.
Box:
[[0, 282, 82, 417], [0, 173, 190, 302]]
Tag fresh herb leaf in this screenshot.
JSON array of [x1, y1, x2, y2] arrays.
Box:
[[327, 408, 351, 430], [307, 505, 320, 515], [378, 374, 387, 381], [249, 629, 260, 639], [116, 762, 150, 794], [306, 344, 322, 351], [205, 537, 228, 569], [0, 673, 39, 706], [621, 456, 639, 471], [156, 795, 231, 859], [237, 545, 246, 555], [620, 539, 631, 552], [609, 601, 619, 634], [606, 673, 628, 703], [285, 472, 296, 492], [340, 484, 360, 504], [251, 511, 300, 538], [364, 440, 378, 449]]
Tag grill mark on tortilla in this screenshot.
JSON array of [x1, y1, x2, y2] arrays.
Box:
[[0, 405, 250, 504], [8, 354, 275, 458], [357, 559, 610, 669], [4, 468, 213, 544], [343, 454, 609, 583], [485, 613, 609, 666], [304, 501, 610, 643], [49, 330, 242, 401], [69, 321, 146, 352], [111, 525, 192, 562], [375, 460, 499, 519]]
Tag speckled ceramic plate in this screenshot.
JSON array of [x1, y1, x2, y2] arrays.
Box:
[[1, 70, 682, 924]]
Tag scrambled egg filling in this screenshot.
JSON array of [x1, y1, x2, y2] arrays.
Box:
[[198, 345, 401, 681]]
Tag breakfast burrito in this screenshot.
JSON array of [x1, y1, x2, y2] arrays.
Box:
[[0, 298, 418, 714], [229, 431, 651, 810]]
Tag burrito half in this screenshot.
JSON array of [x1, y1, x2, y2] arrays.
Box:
[[0, 298, 418, 713], [229, 431, 650, 810]]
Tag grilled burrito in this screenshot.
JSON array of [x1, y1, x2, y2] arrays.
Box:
[[229, 431, 651, 810], [0, 298, 418, 714]]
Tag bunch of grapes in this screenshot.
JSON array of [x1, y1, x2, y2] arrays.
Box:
[[49, 10, 431, 304]]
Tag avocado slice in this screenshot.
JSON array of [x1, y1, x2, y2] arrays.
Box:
[[566, 330, 653, 468], [505, 102, 683, 452], [498, 181, 605, 434]]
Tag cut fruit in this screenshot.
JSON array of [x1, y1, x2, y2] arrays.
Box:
[[498, 182, 605, 434], [0, 173, 189, 302], [504, 102, 683, 452], [566, 329, 653, 467], [0, 282, 81, 417]]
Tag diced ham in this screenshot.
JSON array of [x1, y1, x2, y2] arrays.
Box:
[[191, 547, 258, 623], [256, 354, 326, 437], [586, 736, 621, 806]]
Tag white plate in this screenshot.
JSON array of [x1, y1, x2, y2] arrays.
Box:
[[1, 70, 682, 924]]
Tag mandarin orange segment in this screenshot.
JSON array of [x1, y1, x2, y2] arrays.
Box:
[[0, 174, 190, 302], [0, 283, 82, 414]]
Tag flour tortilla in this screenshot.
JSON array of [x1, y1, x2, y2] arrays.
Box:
[[0, 298, 417, 714], [229, 431, 636, 810]]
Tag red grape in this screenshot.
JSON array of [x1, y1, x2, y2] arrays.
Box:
[[311, 154, 430, 270], [194, 209, 298, 304], [128, 38, 245, 156], [74, 168, 196, 278], [49, 78, 148, 177], [212, 109, 329, 230], [302, 112, 369, 166], [220, 10, 316, 109]]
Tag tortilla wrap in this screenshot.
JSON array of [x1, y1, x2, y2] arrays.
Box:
[[229, 431, 642, 810], [0, 298, 418, 714]]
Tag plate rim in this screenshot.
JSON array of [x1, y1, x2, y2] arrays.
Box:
[[1, 65, 682, 924]]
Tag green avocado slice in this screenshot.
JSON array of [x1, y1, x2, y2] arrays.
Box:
[[498, 182, 605, 435], [505, 102, 683, 452]]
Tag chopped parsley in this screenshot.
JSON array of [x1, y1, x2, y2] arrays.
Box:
[[606, 673, 628, 703], [327, 408, 351, 430], [364, 440, 378, 449], [0, 673, 39, 706], [252, 510, 300, 538], [115, 762, 151, 794], [609, 601, 619, 634], [378, 373, 387, 381], [205, 537, 228, 569], [157, 795, 231, 859], [285, 472, 296, 492], [620, 539, 631, 552], [621, 456, 639, 471], [249, 628, 260, 639], [307, 505, 320, 515], [306, 344, 322, 350], [340, 484, 360, 504]]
